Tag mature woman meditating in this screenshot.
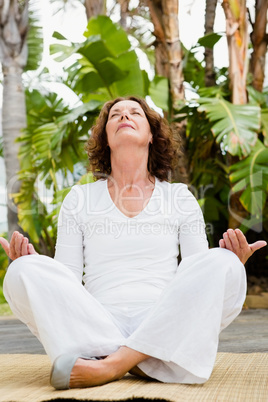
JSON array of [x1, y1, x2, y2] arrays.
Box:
[[0, 96, 266, 389]]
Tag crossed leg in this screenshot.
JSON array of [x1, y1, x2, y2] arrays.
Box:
[[69, 346, 149, 388], [4, 249, 247, 387]]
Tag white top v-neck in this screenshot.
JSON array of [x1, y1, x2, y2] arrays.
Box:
[[105, 177, 158, 220], [55, 178, 208, 310]]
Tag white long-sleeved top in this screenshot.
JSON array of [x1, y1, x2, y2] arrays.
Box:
[[54, 178, 209, 311]]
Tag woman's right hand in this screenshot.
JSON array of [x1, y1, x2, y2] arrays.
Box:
[[0, 231, 38, 261]]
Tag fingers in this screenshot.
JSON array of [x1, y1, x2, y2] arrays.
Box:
[[15, 233, 24, 257], [221, 229, 250, 264], [223, 229, 236, 252], [9, 231, 35, 260], [28, 243, 37, 255], [9, 232, 18, 260], [1, 231, 38, 260], [219, 239, 226, 248], [9, 231, 22, 260], [223, 228, 247, 251], [21, 237, 29, 256], [234, 228, 249, 250], [250, 240, 267, 253], [0, 237, 10, 257], [220, 228, 267, 265]]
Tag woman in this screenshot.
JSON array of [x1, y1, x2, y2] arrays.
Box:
[[0, 96, 266, 389]]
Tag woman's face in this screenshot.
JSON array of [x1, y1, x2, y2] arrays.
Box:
[[106, 100, 152, 151]]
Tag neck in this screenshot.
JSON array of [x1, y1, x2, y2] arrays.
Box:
[[109, 146, 152, 188]]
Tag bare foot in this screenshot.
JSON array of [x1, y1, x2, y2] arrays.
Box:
[[69, 347, 149, 388], [69, 358, 119, 388]]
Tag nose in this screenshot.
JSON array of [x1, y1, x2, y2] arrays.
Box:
[[120, 111, 130, 120]]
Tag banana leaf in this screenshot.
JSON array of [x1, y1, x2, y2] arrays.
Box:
[[261, 109, 268, 146], [229, 140, 268, 217], [149, 76, 169, 111], [198, 97, 260, 157], [84, 16, 131, 57]]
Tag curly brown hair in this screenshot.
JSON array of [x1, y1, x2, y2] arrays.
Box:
[[86, 96, 180, 181]]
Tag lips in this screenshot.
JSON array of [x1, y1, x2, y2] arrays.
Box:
[[117, 123, 134, 132]]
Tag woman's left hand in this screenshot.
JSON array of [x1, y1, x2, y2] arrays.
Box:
[[219, 228, 267, 265]]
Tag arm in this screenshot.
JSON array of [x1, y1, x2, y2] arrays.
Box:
[[175, 185, 209, 259], [54, 186, 84, 282], [0, 186, 85, 283], [219, 228, 267, 265]]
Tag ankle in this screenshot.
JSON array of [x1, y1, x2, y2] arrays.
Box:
[[105, 347, 149, 379]]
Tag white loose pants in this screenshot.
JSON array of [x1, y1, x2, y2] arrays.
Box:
[[3, 248, 246, 384]]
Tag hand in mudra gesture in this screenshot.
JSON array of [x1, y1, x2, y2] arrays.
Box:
[[219, 228, 267, 265], [0, 231, 38, 261]]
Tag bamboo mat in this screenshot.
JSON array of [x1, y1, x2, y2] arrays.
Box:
[[1, 353, 268, 402]]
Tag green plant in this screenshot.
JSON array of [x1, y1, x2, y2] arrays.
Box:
[[0, 232, 9, 304]]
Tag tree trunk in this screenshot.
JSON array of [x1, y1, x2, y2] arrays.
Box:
[[84, 0, 105, 19], [249, 0, 268, 92], [204, 0, 217, 86], [146, 0, 168, 78], [118, 0, 129, 30], [0, 0, 28, 240], [146, 0, 189, 184], [222, 0, 248, 105], [2, 65, 27, 239], [147, 0, 184, 105], [222, 1, 250, 229]]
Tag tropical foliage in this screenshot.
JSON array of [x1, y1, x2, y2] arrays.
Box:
[[0, 233, 8, 304], [175, 82, 268, 242]]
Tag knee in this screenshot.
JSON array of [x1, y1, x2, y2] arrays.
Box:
[[209, 247, 243, 266], [208, 248, 246, 283], [4, 255, 42, 294]]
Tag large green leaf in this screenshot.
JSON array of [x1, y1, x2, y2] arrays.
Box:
[[74, 69, 106, 93], [229, 140, 268, 216], [84, 16, 131, 57], [197, 97, 260, 157], [247, 86, 268, 108], [57, 100, 102, 124], [51, 16, 150, 100], [149, 76, 169, 111], [197, 33, 222, 49], [182, 44, 205, 90], [109, 51, 146, 97], [78, 38, 114, 63], [93, 58, 129, 88], [19, 91, 101, 196], [56, 19, 145, 98], [28, 100, 101, 164]]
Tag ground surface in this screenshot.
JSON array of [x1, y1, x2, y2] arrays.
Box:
[[0, 309, 267, 355]]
